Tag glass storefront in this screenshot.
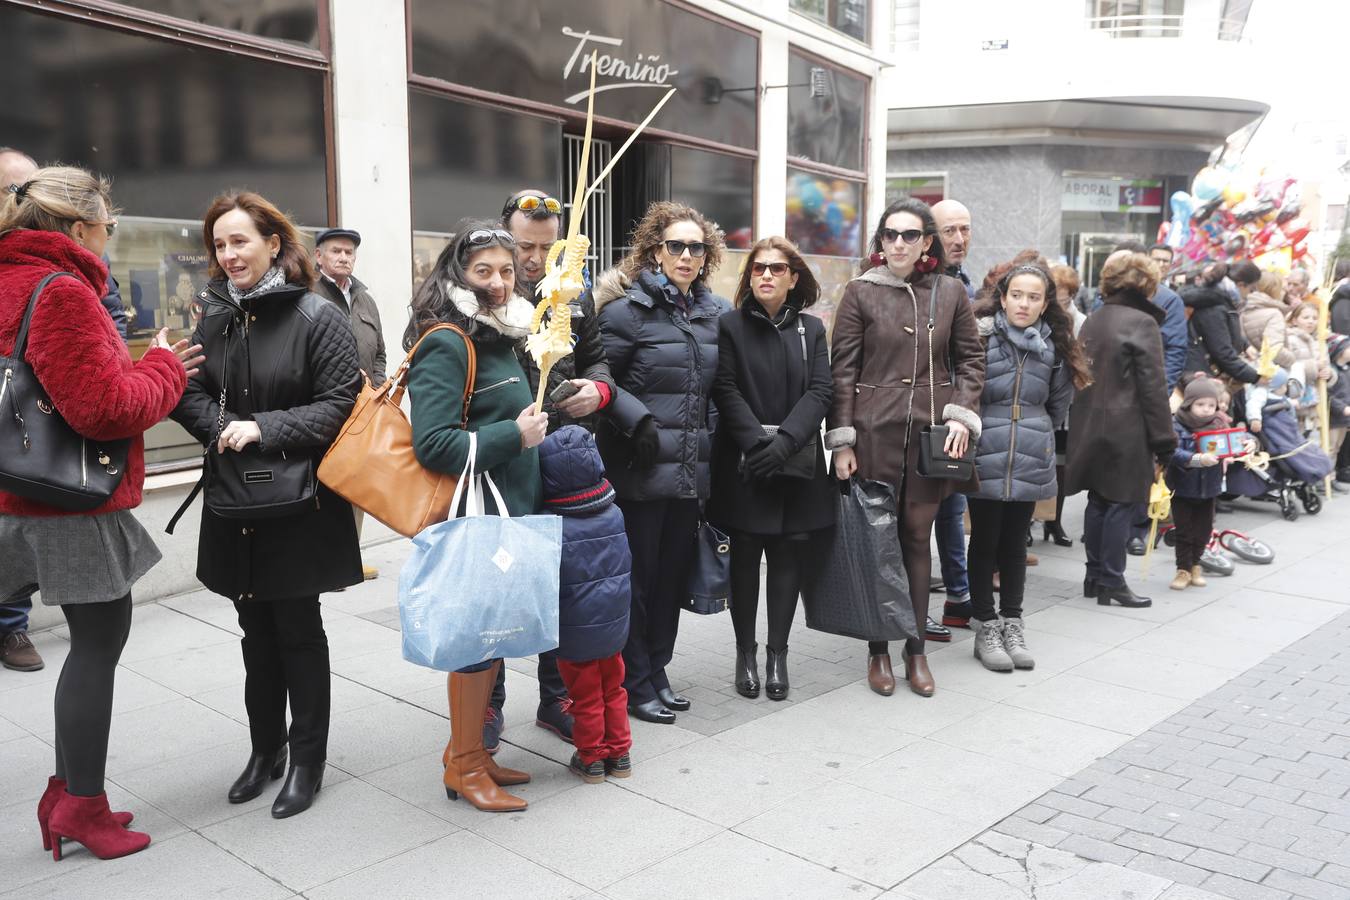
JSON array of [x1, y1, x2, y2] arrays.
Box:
[[113, 0, 323, 48], [787, 168, 863, 258], [790, 0, 869, 42]]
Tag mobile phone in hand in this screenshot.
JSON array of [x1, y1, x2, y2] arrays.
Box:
[[549, 380, 581, 404]]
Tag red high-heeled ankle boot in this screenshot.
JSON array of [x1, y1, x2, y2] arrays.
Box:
[[47, 791, 150, 861], [37, 777, 134, 852]]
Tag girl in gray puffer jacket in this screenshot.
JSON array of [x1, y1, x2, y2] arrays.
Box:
[[965, 264, 1090, 673]]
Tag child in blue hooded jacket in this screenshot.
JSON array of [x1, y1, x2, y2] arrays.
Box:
[[538, 426, 633, 783]]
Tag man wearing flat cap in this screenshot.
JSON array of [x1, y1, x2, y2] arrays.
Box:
[[315, 227, 386, 580]]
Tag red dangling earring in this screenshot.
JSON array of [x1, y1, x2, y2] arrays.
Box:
[[868, 251, 885, 269], [916, 252, 939, 274]]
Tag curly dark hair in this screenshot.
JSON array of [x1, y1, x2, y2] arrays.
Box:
[[974, 263, 1093, 390], [618, 200, 725, 286], [403, 218, 519, 351], [864, 197, 943, 275], [732, 236, 820, 310]]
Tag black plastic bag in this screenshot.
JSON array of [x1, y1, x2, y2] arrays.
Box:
[[801, 478, 916, 642]]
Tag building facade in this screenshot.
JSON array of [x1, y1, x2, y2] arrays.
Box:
[[1, 0, 887, 612]]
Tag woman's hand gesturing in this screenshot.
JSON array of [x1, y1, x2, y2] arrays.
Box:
[[149, 327, 205, 378]]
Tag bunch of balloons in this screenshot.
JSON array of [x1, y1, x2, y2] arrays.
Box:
[[1160, 165, 1311, 273], [785, 171, 861, 258]]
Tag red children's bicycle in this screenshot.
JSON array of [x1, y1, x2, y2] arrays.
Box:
[[1153, 524, 1275, 576]]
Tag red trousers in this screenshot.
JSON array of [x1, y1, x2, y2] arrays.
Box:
[[557, 652, 631, 765]]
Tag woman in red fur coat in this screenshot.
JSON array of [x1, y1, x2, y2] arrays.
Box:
[[0, 167, 200, 861]]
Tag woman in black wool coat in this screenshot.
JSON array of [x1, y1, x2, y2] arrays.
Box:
[[709, 236, 834, 702]]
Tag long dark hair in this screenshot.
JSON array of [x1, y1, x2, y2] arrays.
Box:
[[974, 263, 1093, 390], [203, 191, 316, 288], [404, 218, 518, 351], [733, 235, 820, 310], [864, 197, 944, 274]]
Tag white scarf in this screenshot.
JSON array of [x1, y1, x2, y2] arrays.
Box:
[[447, 284, 535, 339]]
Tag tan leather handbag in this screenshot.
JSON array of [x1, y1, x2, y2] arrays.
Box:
[[318, 323, 476, 537]]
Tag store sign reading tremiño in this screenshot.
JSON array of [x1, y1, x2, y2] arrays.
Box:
[[561, 26, 679, 105]]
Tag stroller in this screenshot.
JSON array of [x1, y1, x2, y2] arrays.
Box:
[[1224, 398, 1335, 521]]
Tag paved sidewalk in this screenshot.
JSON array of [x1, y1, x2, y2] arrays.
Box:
[[2, 491, 1348, 899]]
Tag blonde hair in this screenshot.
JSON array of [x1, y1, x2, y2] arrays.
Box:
[[1100, 252, 1159, 301], [1256, 270, 1284, 299], [0, 165, 115, 237]]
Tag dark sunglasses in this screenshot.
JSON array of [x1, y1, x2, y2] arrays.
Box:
[[879, 227, 924, 245], [512, 195, 562, 215], [751, 261, 790, 277], [662, 239, 707, 258]]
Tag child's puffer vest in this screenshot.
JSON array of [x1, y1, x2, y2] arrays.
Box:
[[538, 426, 632, 662]]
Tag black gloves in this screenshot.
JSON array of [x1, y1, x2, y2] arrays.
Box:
[[745, 433, 795, 480], [632, 417, 659, 470]]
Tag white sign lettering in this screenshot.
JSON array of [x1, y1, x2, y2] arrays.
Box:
[[561, 26, 679, 105]]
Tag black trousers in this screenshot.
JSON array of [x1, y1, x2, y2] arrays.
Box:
[[617, 497, 701, 705], [234, 596, 330, 766], [1172, 497, 1216, 571], [55, 594, 133, 796], [729, 532, 807, 653], [967, 498, 1035, 621], [1083, 491, 1133, 588], [489, 649, 566, 711]]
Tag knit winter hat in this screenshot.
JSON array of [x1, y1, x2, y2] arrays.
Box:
[[1181, 377, 1221, 408], [544, 478, 616, 516], [1330, 333, 1350, 363]]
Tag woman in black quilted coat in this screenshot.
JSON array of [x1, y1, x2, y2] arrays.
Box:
[[593, 201, 731, 725], [172, 192, 361, 820]]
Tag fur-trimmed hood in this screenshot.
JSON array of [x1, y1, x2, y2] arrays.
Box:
[[592, 268, 632, 314]]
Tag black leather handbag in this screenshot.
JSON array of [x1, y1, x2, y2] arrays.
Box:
[[916, 277, 977, 481], [0, 272, 130, 510], [685, 518, 731, 615], [167, 316, 315, 532]]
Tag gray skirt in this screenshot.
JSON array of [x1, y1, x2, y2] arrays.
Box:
[[0, 510, 162, 605]]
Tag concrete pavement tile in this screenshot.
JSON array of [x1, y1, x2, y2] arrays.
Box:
[[1156, 887, 1229, 900], [156, 591, 243, 635], [9, 668, 181, 738], [317, 611, 404, 662], [103, 696, 247, 776], [1116, 626, 1284, 672], [928, 704, 1127, 777], [735, 781, 983, 888], [470, 781, 720, 891], [111, 737, 352, 830], [304, 830, 590, 900], [111, 602, 238, 664], [1028, 843, 1170, 899], [1252, 556, 1350, 604], [327, 647, 445, 701], [199, 778, 455, 892], [1090, 593, 1211, 625], [813, 672, 997, 738], [1068, 648, 1238, 701], [1212, 588, 1347, 626], [1023, 605, 1160, 646], [0, 795, 101, 890], [0, 712, 26, 742], [714, 685, 923, 774], [122, 639, 246, 697], [0, 735, 59, 805], [1004, 673, 1190, 735], [889, 859, 1031, 899], [0, 632, 69, 690], [606, 831, 880, 900], [362, 745, 578, 829], [326, 696, 448, 776], [11, 832, 291, 900], [924, 631, 1110, 701], [617, 735, 830, 827], [192, 672, 388, 727], [842, 738, 1064, 824]]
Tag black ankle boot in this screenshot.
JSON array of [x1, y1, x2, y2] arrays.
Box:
[[734, 644, 761, 698], [1043, 521, 1072, 547], [1097, 582, 1152, 608], [765, 646, 789, 701], [271, 762, 324, 819], [228, 746, 287, 804]]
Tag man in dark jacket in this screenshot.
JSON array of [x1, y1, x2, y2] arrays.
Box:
[[495, 189, 618, 745], [1181, 266, 1260, 385]]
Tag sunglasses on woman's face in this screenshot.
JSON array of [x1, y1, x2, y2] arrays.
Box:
[[879, 227, 924, 245], [662, 239, 707, 258], [751, 261, 790, 277]]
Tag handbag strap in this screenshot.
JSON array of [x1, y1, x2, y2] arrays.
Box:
[[391, 323, 477, 428], [13, 273, 77, 361], [926, 277, 938, 425]]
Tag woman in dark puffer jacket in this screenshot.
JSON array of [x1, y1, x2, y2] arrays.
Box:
[[965, 264, 1088, 673], [594, 201, 731, 724]]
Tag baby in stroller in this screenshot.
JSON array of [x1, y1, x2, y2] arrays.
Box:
[[1226, 373, 1335, 520]]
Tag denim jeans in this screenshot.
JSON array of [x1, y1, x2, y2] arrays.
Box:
[[0, 590, 34, 634], [934, 492, 969, 599]]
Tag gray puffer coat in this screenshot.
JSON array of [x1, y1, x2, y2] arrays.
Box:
[[594, 268, 731, 501], [968, 313, 1073, 502]]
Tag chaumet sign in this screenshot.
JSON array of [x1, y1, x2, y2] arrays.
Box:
[[562, 26, 680, 105]]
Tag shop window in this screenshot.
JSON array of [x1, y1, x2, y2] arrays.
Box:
[[112, 0, 322, 48], [791, 0, 870, 42], [787, 51, 867, 173], [892, 0, 921, 52], [887, 173, 947, 207], [786, 168, 863, 258], [670, 148, 754, 250], [1087, 0, 1185, 38], [0, 5, 331, 469]]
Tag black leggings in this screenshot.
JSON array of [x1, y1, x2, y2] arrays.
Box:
[[54, 594, 133, 797], [967, 498, 1035, 621], [729, 533, 804, 652]]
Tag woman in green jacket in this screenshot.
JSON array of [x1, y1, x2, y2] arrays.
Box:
[[405, 221, 548, 814]]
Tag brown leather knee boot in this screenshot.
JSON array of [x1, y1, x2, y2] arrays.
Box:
[[443, 662, 528, 811]]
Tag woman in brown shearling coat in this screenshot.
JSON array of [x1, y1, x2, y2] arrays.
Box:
[[826, 198, 985, 698]]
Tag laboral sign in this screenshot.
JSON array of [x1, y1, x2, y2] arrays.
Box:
[[1062, 177, 1163, 213]]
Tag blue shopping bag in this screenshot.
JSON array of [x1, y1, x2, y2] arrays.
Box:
[[398, 434, 562, 672]]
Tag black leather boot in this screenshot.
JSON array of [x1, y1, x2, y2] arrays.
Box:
[[734, 644, 761, 698], [271, 762, 324, 819], [227, 746, 287, 804], [1082, 576, 1097, 599], [765, 646, 789, 701], [1097, 582, 1152, 608]]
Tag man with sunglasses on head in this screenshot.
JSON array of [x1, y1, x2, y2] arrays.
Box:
[[495, 188, 616, 748]]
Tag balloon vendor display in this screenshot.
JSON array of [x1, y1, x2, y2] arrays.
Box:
[[1160, 165, 1312, 273]]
